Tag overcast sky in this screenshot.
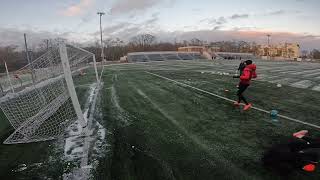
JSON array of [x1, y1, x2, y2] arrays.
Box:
[[0, 0, 320, 50]]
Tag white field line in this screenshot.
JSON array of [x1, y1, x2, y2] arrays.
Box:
[[146, 71, 320, 130], [99, 65, 105, 82], [102, 62, 156, 68], [102, 60, 195, 68], [134, 87, 253, 177], [76, 84, 95, 88], [79, 83, 102, 180], [77, 65, 106, 179]]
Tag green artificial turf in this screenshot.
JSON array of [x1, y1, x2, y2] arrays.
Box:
[[94, 63, 320, 180], [0, 61, 319, 179]]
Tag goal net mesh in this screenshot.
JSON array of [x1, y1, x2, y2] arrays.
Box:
[[0, 44, 95, 144]]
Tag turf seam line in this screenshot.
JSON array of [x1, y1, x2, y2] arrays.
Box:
[[146, 71, 320, 130], [99, 65, 105, 81], [102, 60, 194, 68]]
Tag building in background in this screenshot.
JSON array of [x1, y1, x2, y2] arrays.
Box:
[[258, 43, 300, 60], [177, 43, 301, 61], [215, 52, 255, 60], [178, 46, 206, 53]]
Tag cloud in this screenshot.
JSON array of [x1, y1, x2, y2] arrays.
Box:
[[0, 28, 57, 49], [61, 0, 94, 16], [232, 26, 258, 31], [101, 23, 132, 35], [191, 8, 201, 12], [152, 12, 160, 18], [267, 10, 286, 16], [0, 27, 94, 50], [213, 26, 223, 30], [203, 10, 300, 26], [230, 14, 249, 19], [94, 19, 320, 50], [145, 16, 159, 25], [205, 16, 227, 25], [302, 35, 320, 39], [110, 0, 176, 16], [264, 10, 301, 16], [170, 30, 320, 50], [1, 26, 320, 51], [110, 0, 158, 15], [202, 13, 249, 27], [94, 13, 160, 41]]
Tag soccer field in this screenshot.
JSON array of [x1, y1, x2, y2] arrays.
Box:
[[95, 60, 320, 180], [0, 60, 320, 179]]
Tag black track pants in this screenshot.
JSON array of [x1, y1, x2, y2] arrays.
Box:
[[237, 83, 249, 105]]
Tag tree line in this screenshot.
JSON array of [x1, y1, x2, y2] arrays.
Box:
[[1, 34, 320, 73]]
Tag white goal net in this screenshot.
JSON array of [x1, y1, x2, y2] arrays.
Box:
[[0, 43, 99, 144]]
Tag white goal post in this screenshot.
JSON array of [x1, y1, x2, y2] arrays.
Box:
[[0, 43, 99, 144]]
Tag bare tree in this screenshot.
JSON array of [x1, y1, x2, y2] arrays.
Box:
[[130, 34, 156, 50], [311, 49, 320, 60], [182, 40, 188, 46], [0, 45, 26, 71], [301, 50, 308, 58], [189, 38, 203, 46], [101, 38, 128, 61], [238, 41, 250, 53], [249, 42, 259, 55]]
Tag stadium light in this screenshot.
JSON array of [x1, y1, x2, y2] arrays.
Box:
[[97, 12, 106, 63], [24, 33, 35, 83], [267, 34, 271, 60]]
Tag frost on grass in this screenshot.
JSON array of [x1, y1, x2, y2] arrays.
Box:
[[64, 120, 84, 160], [134, 87, 251, 178], [312, 85, 320, 92], [110, 85, 134, 125], [290, 80, 314, 89], [63, 83, 107, 180], [64, 83, 97, 158], [269, 78, 296, 85]]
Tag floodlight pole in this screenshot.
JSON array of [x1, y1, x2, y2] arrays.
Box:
[[4, 61, 14, 93], [24, 33, 35, 83], [267, 34, 271, 60], [97, 12, 106, 63], [46, 39, 49, 50]]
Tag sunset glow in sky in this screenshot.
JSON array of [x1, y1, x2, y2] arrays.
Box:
[[0, 0, 320, 49]]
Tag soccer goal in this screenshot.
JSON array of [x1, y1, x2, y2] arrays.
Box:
[[0, 43, 100, 144]]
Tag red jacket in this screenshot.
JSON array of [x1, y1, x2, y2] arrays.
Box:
[[240, 64, 257, 85]]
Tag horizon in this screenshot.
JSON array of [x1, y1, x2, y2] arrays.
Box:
[[0, 0, 320, 50]]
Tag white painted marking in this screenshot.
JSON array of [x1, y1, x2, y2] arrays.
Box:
[[303, 71, 320, 78], [290, 69, 320, 75], [269, 78, 295, 84], [279, 70, 301, 74], [291, 80, 314, 89], [146, 71, 320, 129], [81, 83, 102, 179], [312, 85, 320, 92], [271, 69, 296, 73]]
